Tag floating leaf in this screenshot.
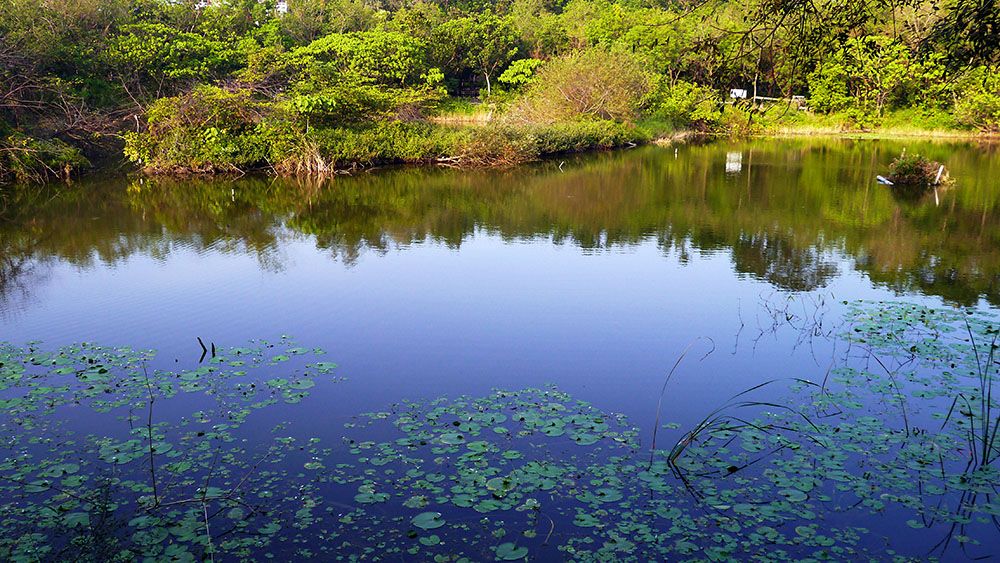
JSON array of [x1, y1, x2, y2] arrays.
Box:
[[411, 512, 445, 530], [496, 542, 528, 560], [419, 534, 441, 546]]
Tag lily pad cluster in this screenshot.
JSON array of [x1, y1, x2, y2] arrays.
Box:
[[0, 338, 341, 563], [657, 301, 1000, 561], [326, 387, 885, 563], [3, 302, 1000, 563]]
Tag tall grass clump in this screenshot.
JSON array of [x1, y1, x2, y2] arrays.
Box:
[[443, 121, 646, 167], [529, 120, 647, 153]]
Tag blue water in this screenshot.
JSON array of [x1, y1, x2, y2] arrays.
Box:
[[3, 138, 1000, 560]]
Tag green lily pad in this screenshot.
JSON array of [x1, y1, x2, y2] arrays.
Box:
[[419, 534, 441, 546], [496, 542, 528, 560], [411, 511, 445, 530]]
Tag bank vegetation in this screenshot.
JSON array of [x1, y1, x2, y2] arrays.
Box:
[[3, 0, 1000, 183]]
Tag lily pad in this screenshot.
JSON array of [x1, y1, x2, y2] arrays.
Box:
[[411, 511, 445, 530], [496, 542, 528, 560]]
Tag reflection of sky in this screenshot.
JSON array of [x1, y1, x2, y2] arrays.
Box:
[[1, 230, 949, 433]]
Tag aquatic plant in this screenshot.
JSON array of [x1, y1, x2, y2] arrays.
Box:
[[0, 338, 341, 562], [5, 302, 1000, 561]]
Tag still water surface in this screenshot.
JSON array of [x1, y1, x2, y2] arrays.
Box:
[[3, 137, 1000, 561]]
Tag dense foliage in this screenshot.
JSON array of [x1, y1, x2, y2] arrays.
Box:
[[2, 0, 999, 182]]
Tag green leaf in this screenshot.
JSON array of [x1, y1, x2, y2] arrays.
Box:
[[411, 511, 445, 530], [496, 542, 528, 560]]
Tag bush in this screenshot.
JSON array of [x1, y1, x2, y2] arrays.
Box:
[[106, 23, 238, 97], [124, 86, 278, 173], [291, 31, 431, 87], [643, 78, 763, 136], [284, 83, 401, 127], [304, 121, 463, 168], [273, 119, 646, 171], [497, 58, 545, 89], [123, 82, 649, 175], [455, 126, 538, 166], [888, 154, 937, 185], [644, 78, 724, 131], [0, 132, 89, 183], [509, 49, 652, 124], [886, 153, 951, 197], [482, 59, 543, 104], [450, 120, 645, 166]]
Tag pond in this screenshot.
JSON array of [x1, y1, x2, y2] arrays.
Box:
[[3, 137, 1000, 562]]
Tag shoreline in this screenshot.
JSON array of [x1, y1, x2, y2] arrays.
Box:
[[763, 127, 1000, 142], [5, 125, 997, 187]]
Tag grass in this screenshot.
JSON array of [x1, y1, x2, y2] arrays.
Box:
[[762, 107, 992, 139], [428, 98, 495, 125]]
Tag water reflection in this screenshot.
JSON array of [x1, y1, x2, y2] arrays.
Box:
[[3, 137, 1000, 306], [0, 239, 50, 318]]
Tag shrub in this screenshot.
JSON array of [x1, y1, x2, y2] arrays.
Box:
[[124, 86, 277, 173], [274, 119, 646, 172], [643, 78, 763, 136], [484, 58, 546, 104], [509, 49, 652, 124], [888, 154, 937, 185], [291, 31, 431, 87], [643, 78, 724, 131], [720, 102, 765, 136], [285, 84, 399, 127], [449, 121, 645, 167], [1, 132, 89, 183], [455, 126, 539, 166], [886, 153, 951, 197], [106, 23, 237, 97], [528, 120, 646, 153], [305, 121, 462, 168]]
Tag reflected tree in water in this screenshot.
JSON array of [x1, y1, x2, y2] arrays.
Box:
[[7, 137, 1000, 306], [732, 233, 838, 291]]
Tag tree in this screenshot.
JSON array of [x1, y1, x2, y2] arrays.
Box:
[[292, 30, 431, 86], [434, 11, 519, 95], [106, 23, 237, 100], [925, 0, 1000, 67], [807, 36, 917, 120]]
